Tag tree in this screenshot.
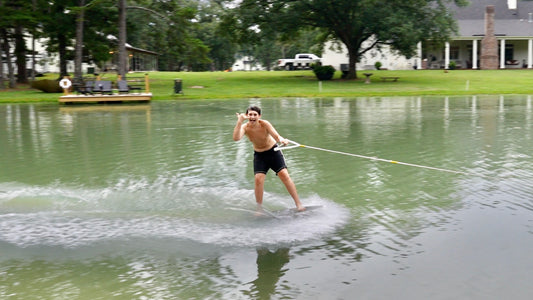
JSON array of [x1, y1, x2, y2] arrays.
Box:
[[128, 0, 213, 71], [0, 0, 36, 85], [194, 0, 237, 71], [0, 0, 32, 87], [1, 29, 16, 88], [221, 0, 325, 70], [37, 0, 116, 80], [0, 0, 8, 89], [113, 0, 214, 72], [1, 28, 16, 88], [82, 1, 118, 70], [74, 0, 86, 83], [13, 0, 36, 84], [14, 24, 27, 83], [118, 0, 127, 77], [0, 35, 3, 89], [233, 0, 467, 79], [38, 0, 78, 79]]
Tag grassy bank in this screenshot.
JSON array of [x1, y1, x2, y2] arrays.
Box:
[[2, 69, 533, 103]]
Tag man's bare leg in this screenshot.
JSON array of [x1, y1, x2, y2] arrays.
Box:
[[254, 173, 266, 213], [278, 169, 305, 211]]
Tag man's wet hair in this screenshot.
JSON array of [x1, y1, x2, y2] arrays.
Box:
[[246, 105, 261, 115]]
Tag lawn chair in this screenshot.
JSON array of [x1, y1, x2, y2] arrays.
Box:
[[78, 81, 94, 95], [117, 80, 129, 93], [94, 80, 113, 95]]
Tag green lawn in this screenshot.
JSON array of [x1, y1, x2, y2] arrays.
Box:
[[2, 69, 533, 103]]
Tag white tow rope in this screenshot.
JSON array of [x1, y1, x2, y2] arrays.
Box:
[[275, 140, 469, 175]]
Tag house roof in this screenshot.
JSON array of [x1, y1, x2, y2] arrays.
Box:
[[106, 34, 158, 55], [451, 0, 533, 37], [126, 45, 158, 56]]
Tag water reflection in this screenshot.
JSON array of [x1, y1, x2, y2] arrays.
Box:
[[244, 247, 291, 299], [0, 253, 240, 299]]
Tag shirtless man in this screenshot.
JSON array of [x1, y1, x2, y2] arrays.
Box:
[[233, 105, 305, 212]]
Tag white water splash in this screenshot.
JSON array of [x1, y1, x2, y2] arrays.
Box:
[[0, 180, 350, 249]]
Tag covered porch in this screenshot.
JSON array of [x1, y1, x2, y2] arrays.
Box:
[[416, 38, 533, 70]]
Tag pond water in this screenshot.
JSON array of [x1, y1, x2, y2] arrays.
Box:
[[1, 96, 532, 299]]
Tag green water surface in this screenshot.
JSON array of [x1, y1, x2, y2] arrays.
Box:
[[1, 96, 532, 299]]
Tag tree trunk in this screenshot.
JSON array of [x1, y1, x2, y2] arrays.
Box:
[[58, 33, 69, 79], [2, 29, 16, 88], [31, 0, 37, 81], [0, 0, 3, 88], [118, 0, 127, 79], [31, 36, 35, 81], [74, 0, 86, 83], [264, 54, 272, 71], [346, 48, 358, 80], [15, 25, 27, 84], [0, 39, 4, 90]]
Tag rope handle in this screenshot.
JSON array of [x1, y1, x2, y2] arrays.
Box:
[[274, 140, 301, 151]]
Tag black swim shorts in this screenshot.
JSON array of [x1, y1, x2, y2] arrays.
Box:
[[253, 145, 287, 175]]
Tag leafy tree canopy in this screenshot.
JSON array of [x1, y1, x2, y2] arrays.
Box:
[[231, 0, 468, 78]]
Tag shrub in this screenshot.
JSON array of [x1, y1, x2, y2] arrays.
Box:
[[375, 61, 382, 70], [448, 61, 456, 70], [312, 65, 336, 81], [30, 79, 63, 93]]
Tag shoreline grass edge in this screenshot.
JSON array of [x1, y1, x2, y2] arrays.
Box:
[[2, 69, 533, 103]]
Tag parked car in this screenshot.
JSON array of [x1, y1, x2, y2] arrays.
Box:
[[277, 53, 321, 70]]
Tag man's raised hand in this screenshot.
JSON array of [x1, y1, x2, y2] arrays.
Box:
[[236, 112, 249, 122]]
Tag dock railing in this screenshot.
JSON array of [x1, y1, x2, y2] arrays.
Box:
[[64, 73, 151, 96], [117, 74, 150, 94]]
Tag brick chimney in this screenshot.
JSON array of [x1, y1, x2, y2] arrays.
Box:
[[480, 5, 499, 69]]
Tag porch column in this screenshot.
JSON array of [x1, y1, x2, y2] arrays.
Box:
[[472, 39, 478, 69], [500, 39, 505, 69], [445, 42, 450, 69], [527, 39, 533, 69], [416, 42, 422, 69]]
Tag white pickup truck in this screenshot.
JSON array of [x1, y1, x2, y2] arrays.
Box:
[[277, 53, 321, 70]]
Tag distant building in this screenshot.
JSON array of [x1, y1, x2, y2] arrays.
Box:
[[321, 38, 415, 71], [105, 44, 158, 73], [3, 36, 158, 75], [423, 0, 533, 70], [231, 56, 265, 71], [322, 0, 533, 70]]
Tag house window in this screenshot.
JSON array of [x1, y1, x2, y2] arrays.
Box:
[[505, 44, 514, 61], [450, 46, 459, 60]]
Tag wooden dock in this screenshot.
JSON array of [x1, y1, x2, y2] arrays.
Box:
[[59, 104, 151, 114], [59, 93, 152, 104], [58, 74, 152, 104]]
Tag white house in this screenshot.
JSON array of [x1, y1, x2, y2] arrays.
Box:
[[231, 56, 265, 71], [321, 39, 416, 71], [2, 36, 157, 76], [2, 37, 97, 75], [322, 0, 533, 70]]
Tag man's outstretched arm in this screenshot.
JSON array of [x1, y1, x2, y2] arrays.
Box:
[[263, 120, 289, 145], [233, 113, 247, 141]]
